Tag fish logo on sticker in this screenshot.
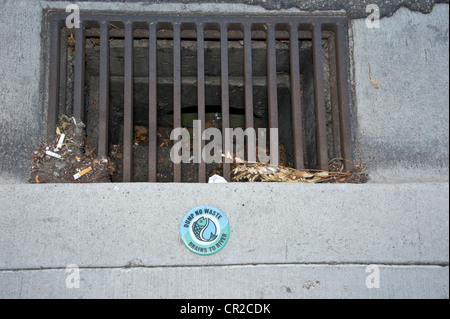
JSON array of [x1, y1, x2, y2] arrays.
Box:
[[180, 205, 230, 255], [192, 217, 218, 242]]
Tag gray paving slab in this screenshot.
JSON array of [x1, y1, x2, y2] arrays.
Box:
[[41, 0, 449, 19], [0, 0, 45, 183], [0, 264, 448, 299], [351, 5, 449, 182], [0, 183, 448, 269]]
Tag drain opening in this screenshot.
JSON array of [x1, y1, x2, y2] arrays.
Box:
[[45, 12, 354, 183]]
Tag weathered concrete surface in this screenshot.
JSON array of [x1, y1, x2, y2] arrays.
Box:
[[351, 5, 449, 182], [0, 182, 448, 298], [0, 265, 448, 299], [0, 0, 449, 299], [43, 0, 449, 19], [0, 183, 448, 269], [0, 0, 45, 184]]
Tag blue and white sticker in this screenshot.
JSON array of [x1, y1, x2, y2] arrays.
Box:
[[180, 205, 230, 255]]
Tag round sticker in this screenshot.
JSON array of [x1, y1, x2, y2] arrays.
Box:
[[180, 205, 230, 255]]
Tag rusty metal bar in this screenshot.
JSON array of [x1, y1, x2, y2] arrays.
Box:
[[98, 21, 110, 159], [289, 23, 305, 170], [244, 23, 254, 131], [47, 19, 61, 141], [148, 22, 158, 182], [197, 23, 207, 183], [312, 23, 328, 170], [327, 34, 341, 160], [84, 28, 324, 40], [220, 22, 231, 180], [173, 22, 182, 182], [243, 23, 255, 163], [59, 28, 69, 118], [266, 23, 279, 166], [123, 21, 134, 182], [53, 11, 347, 24], [335, 23, 353, 171], [73, 23, 85, 122]]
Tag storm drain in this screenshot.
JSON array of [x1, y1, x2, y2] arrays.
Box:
[[45, 11, 353, 183]]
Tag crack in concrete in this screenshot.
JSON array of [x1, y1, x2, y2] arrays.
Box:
[[1, 261, 448, 272]]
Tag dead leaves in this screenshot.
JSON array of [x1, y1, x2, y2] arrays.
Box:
[[293, 171, 314, 179], [133, 126, 148, 144], [232, 163, 345, 183], [90, 38, 100, 47], [231, 159, 368, 184], [68, 32, 75, 50]]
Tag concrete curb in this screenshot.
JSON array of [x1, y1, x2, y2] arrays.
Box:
[[0, 264, 448, 299], [1, 183, 448, 269]]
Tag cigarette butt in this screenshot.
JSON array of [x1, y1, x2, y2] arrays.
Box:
[[45, 151, 62, 159], [73, 166, 92, 180], [56, 133, 65, 149]]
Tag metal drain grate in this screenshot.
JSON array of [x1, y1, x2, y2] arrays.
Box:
[[45, 11, 353, 183]]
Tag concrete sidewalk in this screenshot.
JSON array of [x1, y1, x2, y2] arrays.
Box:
[[0, 182, 448, 298], [1, 264, 448, 299]]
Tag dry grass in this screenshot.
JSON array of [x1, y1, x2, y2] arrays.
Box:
[[230, 158, 369, 184]]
